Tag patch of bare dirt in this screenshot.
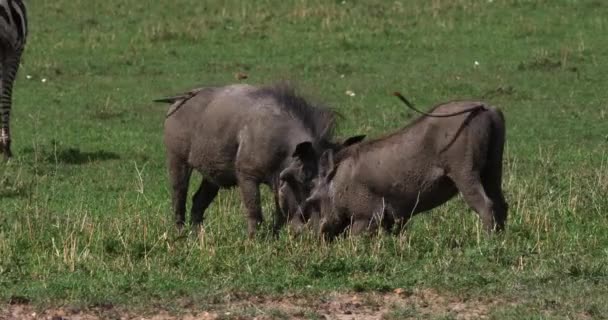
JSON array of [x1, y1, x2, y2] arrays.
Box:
[[0, 289, 511, 320]]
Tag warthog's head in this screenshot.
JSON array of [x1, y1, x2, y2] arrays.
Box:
[[301, 148, 345, 239], [286, 140, 359, 239], [303, 146, 396, 239], [278, 136, 365, 234]]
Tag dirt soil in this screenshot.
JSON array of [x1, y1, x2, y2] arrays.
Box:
[[1, 289, 510, 320]]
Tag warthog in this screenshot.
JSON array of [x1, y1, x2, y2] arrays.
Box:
[[156, 83, 363, 238], [299, 94, 508, 238]]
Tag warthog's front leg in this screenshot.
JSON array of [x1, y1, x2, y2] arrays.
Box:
[[272, 194, 286, 236], [277, 181, 306, 236], [237, 174, 264, 239], [349, 219, 370, 236], [272, 178, 288, 236], [350, 215, 382, 236]]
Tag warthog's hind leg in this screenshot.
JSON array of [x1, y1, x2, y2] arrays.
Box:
[[167, 155, 192, 230], [190, 178, 220, 228], [453, 173, 497, 233], [482, 174, 508, 231], [481, 148, 508, 231]]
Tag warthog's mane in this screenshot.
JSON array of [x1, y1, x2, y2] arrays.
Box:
[[251, 83, 338, 141]]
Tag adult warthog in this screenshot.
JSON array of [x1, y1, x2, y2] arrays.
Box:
[[298, 94, 508, 238], [156, 83, 363, 238]]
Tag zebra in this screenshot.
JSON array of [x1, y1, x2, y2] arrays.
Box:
[[0, 0, 26, 159]]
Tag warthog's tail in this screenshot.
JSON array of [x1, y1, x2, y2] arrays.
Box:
[[393, 92, 486, 117], [153, 88, 205, 104], [153, 95, 189, 104], [154, 88, 206, 118]]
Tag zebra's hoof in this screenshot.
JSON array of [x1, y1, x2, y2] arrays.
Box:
[[1, 145, 12, 160]]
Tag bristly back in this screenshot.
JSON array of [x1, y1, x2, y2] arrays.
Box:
[[343, 99, 488, 157], [252, 83, 337, 141]]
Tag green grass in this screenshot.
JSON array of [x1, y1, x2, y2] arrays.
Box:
[[1, 0, 607, 318]]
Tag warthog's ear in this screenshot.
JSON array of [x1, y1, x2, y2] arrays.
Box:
[[292, 141, 315, 160], [318, 150, 336, 179], [292, 141, 319, 181], [342, 135, 366, 147]]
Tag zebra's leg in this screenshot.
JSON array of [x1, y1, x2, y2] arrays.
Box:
[[1, 50, 22, 159], [0, 60, 7, 159]]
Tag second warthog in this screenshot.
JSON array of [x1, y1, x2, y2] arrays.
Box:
[[157, 83, 362, 238], [299, 96, 508, 238]]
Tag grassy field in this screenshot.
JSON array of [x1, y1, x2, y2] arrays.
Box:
[[1, 0, 607, 318]]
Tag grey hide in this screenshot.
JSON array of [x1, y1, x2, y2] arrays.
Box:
[[159, 83, 363, 238], [301, 100, 508, 239]]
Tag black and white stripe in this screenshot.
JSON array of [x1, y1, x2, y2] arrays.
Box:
[[0, 0, 27, 158]]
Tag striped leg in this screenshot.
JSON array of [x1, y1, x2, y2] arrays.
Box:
[[0, 61, 9, 159], [1, 48, 22, 159]]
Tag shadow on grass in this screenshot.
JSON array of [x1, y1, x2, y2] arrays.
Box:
[[0, 188, 30, 198], [21, 144, 120, 165], [53, 148, 120, 165], [0, 159, 33, 198], [0, 181, 31, 199]]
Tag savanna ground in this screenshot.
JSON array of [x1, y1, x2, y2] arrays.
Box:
[[1, 0, 607, 319]]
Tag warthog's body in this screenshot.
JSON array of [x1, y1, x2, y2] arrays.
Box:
[[304, 100, 508, 238], [160, 84, 345, 238]]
